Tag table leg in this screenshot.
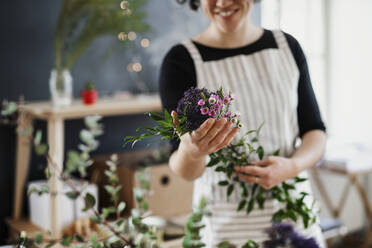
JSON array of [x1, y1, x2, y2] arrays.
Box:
[[350, 174, 372, 248], [47, 117, 64, 239], [13, 113, 33, 219]]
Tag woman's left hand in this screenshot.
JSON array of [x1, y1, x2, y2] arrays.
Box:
[[234, 156, 299, 190]]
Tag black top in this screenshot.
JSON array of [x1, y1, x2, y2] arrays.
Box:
[[159, 29, 326, 150]]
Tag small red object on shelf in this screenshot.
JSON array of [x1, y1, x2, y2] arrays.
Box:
[[81, 81, 98, 105]]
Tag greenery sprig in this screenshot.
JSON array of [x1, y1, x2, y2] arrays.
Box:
[[207, 125, 317, 228], [23, 115, 161, 248]]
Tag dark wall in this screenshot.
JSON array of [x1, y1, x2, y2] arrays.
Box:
[[0, 0, 260, 244]]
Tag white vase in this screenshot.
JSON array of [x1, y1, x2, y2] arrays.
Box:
[[49, 69, 73, 107]]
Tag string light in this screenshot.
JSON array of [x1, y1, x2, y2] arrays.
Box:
[[118, 32, 127, 41], [120, 1, 129, 10], [127, 63, 134, 72], [132, 63, 142, 72], [128, 31, 137, 41], [140, 38, 150, 48]]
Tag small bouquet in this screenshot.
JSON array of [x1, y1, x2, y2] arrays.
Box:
[[125, 86, 317, 229], [124, 87, 242, 146]]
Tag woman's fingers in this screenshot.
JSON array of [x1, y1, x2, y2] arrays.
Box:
[[190, 118, 215, 141], [236, 173, 257, 184], [201, 118, 227, 144], [209, 121, 232, 145], [171, 110, 179, 126], [234, 165, 266, 177], [214, 127, 238, 151]]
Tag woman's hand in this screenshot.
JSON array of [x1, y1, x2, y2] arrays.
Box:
[[172, 111, 238, 159], [234, 156, 299, 190]]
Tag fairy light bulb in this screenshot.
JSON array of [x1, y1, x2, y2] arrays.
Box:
[[120, 1, 129, 9], [127, 64, 133, 72], [128, 32, 137, 41], [140, 38, 150, 48], [132, 63, 142, 72], [118, 32, 127, 41]]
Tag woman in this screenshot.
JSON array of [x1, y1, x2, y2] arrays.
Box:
[[159, 0, 327, 247]]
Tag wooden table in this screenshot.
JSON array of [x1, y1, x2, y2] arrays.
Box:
[[12, 95, 162, 239], [312, 161, 372, 248]]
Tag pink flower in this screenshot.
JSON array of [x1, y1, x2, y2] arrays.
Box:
[[223, 95, 231, 105], [234, 112, 241, 118], [217, 99, 223, 106], [213, 104, 222, 111], [198, 99, 206, 106], [208, 95, 217, 105], [208, 109, 217, 117], [224, 111, 232, 118], [200, 107, 209, 115]]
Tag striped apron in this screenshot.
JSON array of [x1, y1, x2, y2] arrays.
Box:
[[182, 30, 325, 247]]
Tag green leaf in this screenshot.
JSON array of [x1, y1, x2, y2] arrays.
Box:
[[242, 240, 259, 248], [207, 157, 220, 167], [60, 235, 72, 247], [215, 166, 226, 172], [65, 191, 80, 200], [227, 184, 234, 197], [35, 144, 48, 156], [257, 146, 264, 160], [247, 199, 255, 214], [34, 233, 43, 245], [295, 177, 307, 183], [117, 202, 126, 214], [90, 215, 102, 224], [251, 137, 258, 143], [44, 167, 51, 180], [34, 130, 42, 145], [237, 199, 247, 211], [74, 233, 85, 242], [217, 241, 230, 248], [273, 149, 280, 156], [83, 193, 96, 211], [218, 181, 229, 186], [256, 122, 264, 136]]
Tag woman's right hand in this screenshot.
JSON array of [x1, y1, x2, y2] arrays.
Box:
[[171, 111, 238, 159]]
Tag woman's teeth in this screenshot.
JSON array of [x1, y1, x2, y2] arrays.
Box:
[[219, 10, 235, 17]]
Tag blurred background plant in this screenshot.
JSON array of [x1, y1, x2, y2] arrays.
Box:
[[54, 0, 150, 94]]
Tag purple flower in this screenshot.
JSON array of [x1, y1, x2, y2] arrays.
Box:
[[208, 109, 217, 117], [176, 87, 211, 131], [262, 222, 320, 248], [200, 107, 209, 115], [198, 99, 206, 106], [213, 104, 222, 111], [223, 95, 231, 105], [224, 111, 232, 118], [208, 96, 217, 105]]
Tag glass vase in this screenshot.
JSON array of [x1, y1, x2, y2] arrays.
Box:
[[49, 69, 73, 107]]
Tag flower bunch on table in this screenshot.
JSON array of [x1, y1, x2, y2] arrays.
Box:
[[125, 86, 317, 229]]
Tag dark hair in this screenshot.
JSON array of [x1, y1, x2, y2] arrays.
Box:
[[176, 0, 261, 11]]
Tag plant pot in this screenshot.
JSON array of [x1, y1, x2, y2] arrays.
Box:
[[81, 90, 98, 105], [49, 69, 73, 107]]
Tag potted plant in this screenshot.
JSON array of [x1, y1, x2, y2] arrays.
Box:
[[81, 81, 98, 105]]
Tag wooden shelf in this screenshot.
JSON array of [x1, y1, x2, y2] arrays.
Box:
[[19, 95, 162, 120]]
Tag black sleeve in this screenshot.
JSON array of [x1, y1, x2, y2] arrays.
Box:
[[158, 44, 197, 151], [284, 33, 326, 137]]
